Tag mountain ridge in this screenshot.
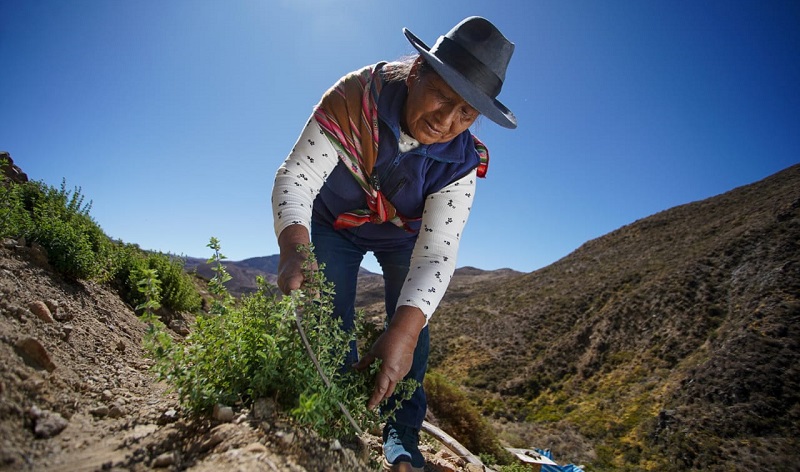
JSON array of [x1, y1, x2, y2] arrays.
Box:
[[427, 162, 800, 470], [182, 253, 522, 299]]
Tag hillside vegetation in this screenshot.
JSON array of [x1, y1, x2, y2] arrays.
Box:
[[3, 149, 798, 471], [0, 153, 491, 471], [428, 163, 800, 470]]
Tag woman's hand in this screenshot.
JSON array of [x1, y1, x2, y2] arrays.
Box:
[[277, 224, 312, 294], [353, 306, 426, 409]]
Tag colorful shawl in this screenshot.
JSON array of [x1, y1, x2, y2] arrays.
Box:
[[313, 62, 489, 232]]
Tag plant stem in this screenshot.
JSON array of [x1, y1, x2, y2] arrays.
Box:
[[291, 300, 363, 436]]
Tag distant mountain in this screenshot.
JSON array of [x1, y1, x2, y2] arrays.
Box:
[[355, 265, 524, 320], [183, 255, 282, 297], [427, 163, 800, 471], [232, 255, 281, 274], [182, 252, 522, 308], [184, 254, 379, 297]]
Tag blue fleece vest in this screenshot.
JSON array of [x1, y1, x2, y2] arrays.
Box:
[[312, 71, 481, 251]]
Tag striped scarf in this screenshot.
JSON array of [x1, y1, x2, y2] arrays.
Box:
[[314, 62, 489, 232]]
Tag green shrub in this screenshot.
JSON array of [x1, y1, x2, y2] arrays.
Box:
[[425, 371, 512, 463], [110, 241, 150, 307], [108, 241, 201, 314], [134, 266, 162, 325], [13, 179, 115, 281], [0, 160, 32, 238], [144, 252, 201, 313], [30, 214, 98, 280], [144, 240, 416, 438], [497, 463, 535, 472], [0, 169, 202, 311]]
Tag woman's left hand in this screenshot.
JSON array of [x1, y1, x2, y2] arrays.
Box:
[[353, 306, 426, 409]]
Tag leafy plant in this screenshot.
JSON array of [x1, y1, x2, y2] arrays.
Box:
[[0, 168, 202, 313], [135, 267, 162, 324], [112, 243, 201, 314], [143, 251, 201, 313], [497, 463, 536, 472], [16, 179, 112, 280], [0, 158, 31, 238], [205, 237, 234, 315], [144, 238, 416, 438]]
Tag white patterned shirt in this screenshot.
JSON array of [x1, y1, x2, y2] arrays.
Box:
[[272, 116, 477, 320]]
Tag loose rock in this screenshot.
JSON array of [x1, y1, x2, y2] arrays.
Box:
[[168, 319, 190, 336], [213, 404, 234, 422], [157, 408, 179, 425], [32, 409, 69, 439], [61, 324, 74, 341], [15, 337, 56, 372], [152, 452, 175, 468], [28, 301, 55, 323], [253, 397, 277, 420], [90, 405, 110, 417], [243, 442, 268, 454], [108, 405, 125, 418]]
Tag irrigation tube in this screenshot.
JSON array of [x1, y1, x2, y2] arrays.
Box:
[[292, 307, 364, 436]]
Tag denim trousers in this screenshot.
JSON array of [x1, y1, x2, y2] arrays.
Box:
[[311, 220, 430, 430]]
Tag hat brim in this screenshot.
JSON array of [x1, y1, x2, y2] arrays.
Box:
[[403, 28, 517, 129]]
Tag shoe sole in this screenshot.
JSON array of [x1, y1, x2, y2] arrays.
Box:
[[382, 457, 424, 472]]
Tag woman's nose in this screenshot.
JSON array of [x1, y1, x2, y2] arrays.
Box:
[[433, 104, 457, 128]]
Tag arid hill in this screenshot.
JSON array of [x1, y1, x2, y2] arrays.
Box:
[[428, 163, 800, 471]]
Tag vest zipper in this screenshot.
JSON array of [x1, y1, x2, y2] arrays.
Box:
[[385, 177, 407, 199]]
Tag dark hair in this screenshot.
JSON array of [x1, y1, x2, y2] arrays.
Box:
[[382, 54, 433, 83]]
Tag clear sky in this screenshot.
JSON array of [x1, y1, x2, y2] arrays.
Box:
[[2, 0, 798, 273]]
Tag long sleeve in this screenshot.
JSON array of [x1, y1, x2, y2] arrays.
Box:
[[272, 114, 478, 322], [271, 116, 339, 236], [397, 169, 477, 320]]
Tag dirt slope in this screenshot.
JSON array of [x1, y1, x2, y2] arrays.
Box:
[[0, 236, 486, 471], [0, 240, 384, 471]]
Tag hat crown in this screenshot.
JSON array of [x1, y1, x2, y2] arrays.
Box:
[[435, 16, 514, 84]]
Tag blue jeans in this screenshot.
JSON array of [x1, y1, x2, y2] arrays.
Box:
[[311, 220, 429, 429]]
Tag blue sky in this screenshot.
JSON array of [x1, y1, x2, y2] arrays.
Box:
[[2, 0, 798, 273]]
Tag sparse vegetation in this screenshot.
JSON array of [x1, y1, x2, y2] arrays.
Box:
[[0, 166, 201, 313], [425, 371, 513, 464], [142, 238, 417, 439]]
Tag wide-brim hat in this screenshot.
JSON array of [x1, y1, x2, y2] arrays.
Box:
[[403, 16, 517, 129]]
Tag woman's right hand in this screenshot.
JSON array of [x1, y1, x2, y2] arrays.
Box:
[[276, 224, 312, 294], [277, 250, 306, 294]]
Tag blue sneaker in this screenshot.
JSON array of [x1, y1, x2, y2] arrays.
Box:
[[382, 423, 425, 471]]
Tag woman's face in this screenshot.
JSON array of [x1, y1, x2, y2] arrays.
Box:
[[403, 60, 479, 145]]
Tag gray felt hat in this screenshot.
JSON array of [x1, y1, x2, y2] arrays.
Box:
[[403, 16, 517, 129]]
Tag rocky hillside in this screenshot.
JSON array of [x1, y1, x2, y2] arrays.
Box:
[[428, 163, 800, 471], [3, 150, 798, 471], [0, 240, 394, 471]]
